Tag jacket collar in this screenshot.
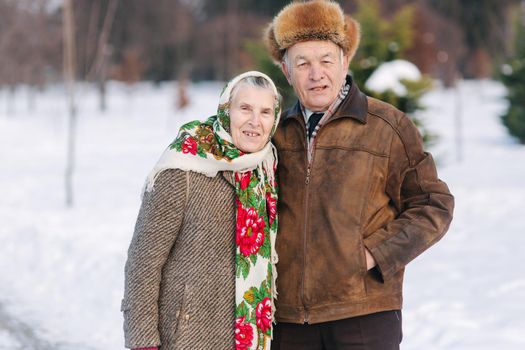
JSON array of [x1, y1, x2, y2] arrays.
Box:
[[281, 75, 368, 124]]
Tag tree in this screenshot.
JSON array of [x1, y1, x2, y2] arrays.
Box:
[[85, 0, 120, 112], [426, 0, 520, 78], [351, 0, 436, 145], [63, 0, 78, 207], [500, 4, 525, 144], [350, 0, 415, 84], [0, 0, 61, 113]]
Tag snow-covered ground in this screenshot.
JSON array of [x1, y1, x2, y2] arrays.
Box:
[[0, 79, 523, 349]]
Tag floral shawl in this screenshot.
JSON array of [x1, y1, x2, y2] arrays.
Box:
[[144, 71, 280, 350]]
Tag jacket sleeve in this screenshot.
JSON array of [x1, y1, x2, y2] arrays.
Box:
[[122, 169, 188, 348], [363, 115, 454, 280]]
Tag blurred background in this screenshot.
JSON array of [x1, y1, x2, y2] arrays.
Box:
[[0, 0, 524, 349]]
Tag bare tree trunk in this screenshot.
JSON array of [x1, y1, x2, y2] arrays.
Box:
[[454, 72, 463, 163], [63, 0, 77, 208], [87, 0, 119, 112], [84, 1, 101, 77], [225, 0, 239, 79], [27, 85, 36, 112], [7, 85, 15, 116]]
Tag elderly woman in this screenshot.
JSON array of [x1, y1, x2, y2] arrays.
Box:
[[121, 71, 281, 350]]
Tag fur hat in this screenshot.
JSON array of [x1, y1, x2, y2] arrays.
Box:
[[264, 0, 361, 65]]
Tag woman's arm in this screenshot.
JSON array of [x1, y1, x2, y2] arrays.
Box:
[[122, 169, 188, 349]]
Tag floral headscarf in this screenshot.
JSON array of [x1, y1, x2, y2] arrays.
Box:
[[144, 71, 280, 350]]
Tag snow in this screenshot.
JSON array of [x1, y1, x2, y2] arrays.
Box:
[[365, 59, 422, 96], [1, 79, 524, 349], [402, 80, 525, 349], [0, 330, 20, 349]]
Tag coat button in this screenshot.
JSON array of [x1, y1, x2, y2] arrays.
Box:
[[184, 314, 190, 321]]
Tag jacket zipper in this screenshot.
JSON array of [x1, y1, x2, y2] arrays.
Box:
[[302, 121, 320, 324], [303, 157, 310, 323]]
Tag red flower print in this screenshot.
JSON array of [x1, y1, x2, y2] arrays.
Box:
[[236, 171, 252, 190], [236, 206, 265, 256], [235, 316, 254, 350], [181, 137, 198, 155], [256, 297, 272, 334], [266, 192, 277, 227]]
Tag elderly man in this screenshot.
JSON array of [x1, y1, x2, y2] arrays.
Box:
[[264, 1, 454, 349]]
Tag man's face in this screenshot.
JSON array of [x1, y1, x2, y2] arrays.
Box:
[[281, 40, 349, 112]]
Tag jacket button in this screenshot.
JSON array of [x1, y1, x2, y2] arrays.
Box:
[[184, 314, 190, 321]]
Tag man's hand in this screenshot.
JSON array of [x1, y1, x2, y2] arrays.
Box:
[[365, 248, 377, 270]]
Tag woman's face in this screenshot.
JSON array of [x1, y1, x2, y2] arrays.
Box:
[[229, 84, 275, 153]]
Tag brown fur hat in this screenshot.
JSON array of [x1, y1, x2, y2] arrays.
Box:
[[264, 0, 361, 65]]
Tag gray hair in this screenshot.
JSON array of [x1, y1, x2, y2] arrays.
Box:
[[229, 76, 282, 109], [282, 50, 291, 73]]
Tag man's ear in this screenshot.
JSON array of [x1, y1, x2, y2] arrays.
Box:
[[342, 54, 350, 71], [280, 61, 292, 85]]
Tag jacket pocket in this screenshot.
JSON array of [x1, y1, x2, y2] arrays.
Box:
[[172, 284, 193, 339], [357, 236, 370, 294]]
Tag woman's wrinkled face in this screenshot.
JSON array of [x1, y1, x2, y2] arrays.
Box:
[[229, 84, 275, 153]]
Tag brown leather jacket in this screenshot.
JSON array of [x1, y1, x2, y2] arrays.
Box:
[[273, 78, 454, 324]]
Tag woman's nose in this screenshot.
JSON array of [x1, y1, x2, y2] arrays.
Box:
[[248, 112, 262, 126]]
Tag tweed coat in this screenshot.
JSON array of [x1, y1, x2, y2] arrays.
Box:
[[122, 168, 237, 349]]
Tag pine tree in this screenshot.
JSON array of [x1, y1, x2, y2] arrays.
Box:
[[351, 0, 415, 85], [501, 8, 525, 144], [351, 0, 436, 145]]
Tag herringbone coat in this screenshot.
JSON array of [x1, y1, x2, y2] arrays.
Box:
[[122, 169, 236, 349]]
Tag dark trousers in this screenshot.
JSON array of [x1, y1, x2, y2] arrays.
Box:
[[272, 310, 402, 350]]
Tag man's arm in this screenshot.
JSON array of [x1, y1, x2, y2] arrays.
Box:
[[363, 115, 454, 279]]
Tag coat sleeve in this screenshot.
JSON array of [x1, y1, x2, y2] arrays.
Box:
[[363, 115, 454, 280], [122, 169, 188, 348]]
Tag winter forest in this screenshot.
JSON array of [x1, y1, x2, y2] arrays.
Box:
[[1, 0, 525, 349]]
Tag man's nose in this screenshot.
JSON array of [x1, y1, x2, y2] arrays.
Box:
[[309, 63, 324, 81]]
